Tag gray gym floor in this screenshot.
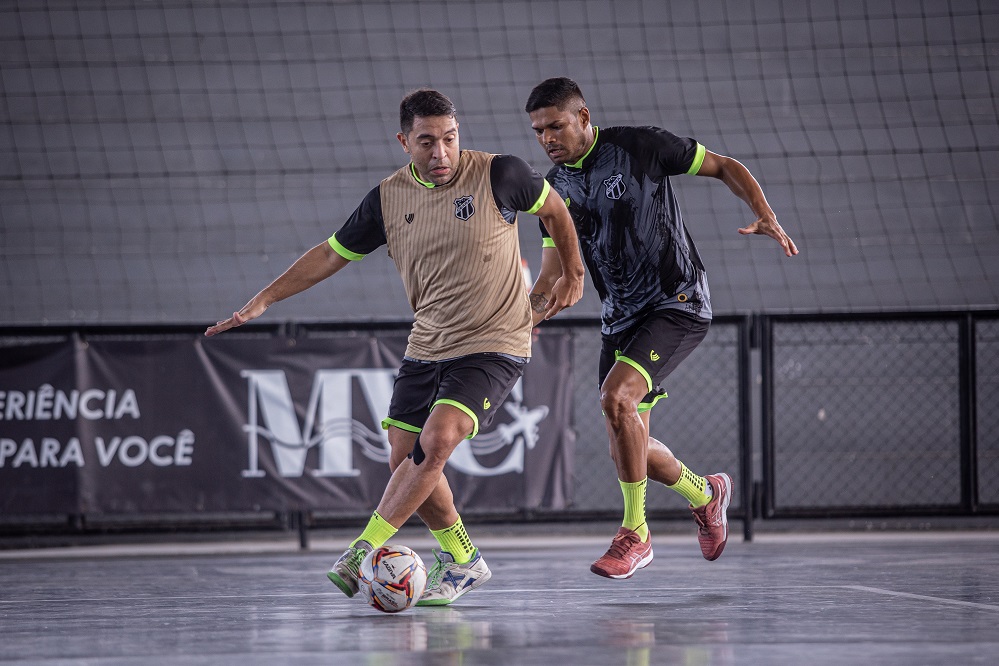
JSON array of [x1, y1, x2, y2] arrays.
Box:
[[2, 525, 998, 665]]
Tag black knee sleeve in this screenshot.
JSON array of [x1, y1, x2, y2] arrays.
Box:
[[408, 437, 426, 465]]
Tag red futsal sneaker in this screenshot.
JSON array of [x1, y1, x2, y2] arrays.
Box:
[[690, 472, 732, 561], [590, 526, 654, 579]]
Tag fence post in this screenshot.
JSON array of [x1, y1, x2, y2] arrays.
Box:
[[960, 314, 978, 513], [759, 315, 776, 519], [739, 315, 754, 541]]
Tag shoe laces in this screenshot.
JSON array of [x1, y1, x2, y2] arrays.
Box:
[[605, 530, 641, 559], [426, 550, 449, 588], [340, 546, 366, 577], [692, 500, 720, 529]]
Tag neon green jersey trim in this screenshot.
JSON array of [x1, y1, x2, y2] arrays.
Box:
[[541, 236, 556, 248], [565, 126, 599, 169], [328, 234, 365, 261], [410, 162, 435, 188], [381, 417, 422, 433], [615, 350, 653, 393], [434, 399, 480, 439], [526, 179, 551, 215], [686, 143, 706, 175]]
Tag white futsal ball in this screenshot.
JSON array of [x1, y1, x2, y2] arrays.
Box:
[[357, 545, 428, 613]]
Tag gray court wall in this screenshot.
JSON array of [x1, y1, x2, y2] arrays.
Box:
[[2, 0, 997, 326]]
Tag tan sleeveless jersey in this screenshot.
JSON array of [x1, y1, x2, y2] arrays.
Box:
[[379, 150, 532, 360]]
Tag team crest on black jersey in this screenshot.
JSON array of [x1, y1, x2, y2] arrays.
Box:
[[603, 174, 626, 200], [454, 195, 475, 220]]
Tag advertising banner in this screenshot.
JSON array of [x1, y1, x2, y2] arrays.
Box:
[[0, 331, 574, 516]]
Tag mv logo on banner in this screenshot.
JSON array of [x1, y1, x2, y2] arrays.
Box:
[[240, 369, 392, 478], [240, 369, 549, 479]]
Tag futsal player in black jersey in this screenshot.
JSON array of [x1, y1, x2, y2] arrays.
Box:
[[525, 77, 798, 579]]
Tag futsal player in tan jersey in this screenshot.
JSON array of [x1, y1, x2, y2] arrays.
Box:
[[206, 89, 585, 605]]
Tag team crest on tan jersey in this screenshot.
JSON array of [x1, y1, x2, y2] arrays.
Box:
[[454, 195, 475, 220]]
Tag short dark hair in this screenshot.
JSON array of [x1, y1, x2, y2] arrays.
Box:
[[399, 89, 457, 135], [525, 77, 586, 113]]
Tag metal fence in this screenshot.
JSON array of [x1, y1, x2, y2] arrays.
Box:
[[545, 318, 748, 523], [979, 317, 999, 507], [1, 311, 996, 538], [761, 312, 998, 519]]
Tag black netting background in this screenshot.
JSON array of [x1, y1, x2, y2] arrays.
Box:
[[2, 0, 997, 325], [771, 319, 961, 509]]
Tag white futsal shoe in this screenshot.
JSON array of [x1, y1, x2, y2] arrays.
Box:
[[416, 549, 492, 606]]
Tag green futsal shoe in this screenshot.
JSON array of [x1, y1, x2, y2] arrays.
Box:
[[327, 540, 372, 598]]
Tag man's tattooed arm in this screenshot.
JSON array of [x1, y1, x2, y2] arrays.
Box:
[[530, 291, 549, 327], [527, 243, 572, 326]]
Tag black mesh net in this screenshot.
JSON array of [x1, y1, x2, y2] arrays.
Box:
[[771, 318, 962, 509], [2, 0, 998, 325]]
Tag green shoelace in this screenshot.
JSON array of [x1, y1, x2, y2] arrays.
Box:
[[425, 551, 448, 588]]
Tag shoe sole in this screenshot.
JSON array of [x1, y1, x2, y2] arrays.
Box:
[[415, 568, 492, 607], [589, 548, 654, 580], [326, 571, 357, 598], [704, 473, 732, 562]]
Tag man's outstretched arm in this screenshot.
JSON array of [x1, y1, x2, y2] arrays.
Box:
[[205, 240, 350, 336], [696, 150, 799, 258]]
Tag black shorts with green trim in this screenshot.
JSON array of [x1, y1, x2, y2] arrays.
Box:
[[598, 309, 710, 412], [381, 352, 527, 439]]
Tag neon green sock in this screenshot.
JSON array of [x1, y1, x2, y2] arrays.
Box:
[[351, 511, 397, 549], [431, 516, 476, 564], [620, 478, 649, 542], [668, 462, 713, 508]]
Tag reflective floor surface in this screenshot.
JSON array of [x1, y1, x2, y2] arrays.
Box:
[[2, 528, 998, 665]]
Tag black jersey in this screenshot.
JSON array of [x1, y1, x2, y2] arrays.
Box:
[[541, 126, 711, 334]]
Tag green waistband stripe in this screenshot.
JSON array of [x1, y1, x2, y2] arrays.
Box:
[[638, 392, 668, 413], [434, 399, 480, 439], [381, 417, 422, 433], [542, 236, 556, 248], [615, 352, 653, 393]]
